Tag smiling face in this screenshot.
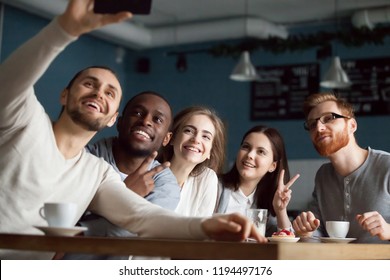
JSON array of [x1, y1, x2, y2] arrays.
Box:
[[236, 132, 277, 184], [307, 101, 352, 156], [61, 67, 122, 131], [171, 114, 215, 166], [116, 93, 172, 157]]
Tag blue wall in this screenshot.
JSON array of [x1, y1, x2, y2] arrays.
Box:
[[2, 5, 390, 164]]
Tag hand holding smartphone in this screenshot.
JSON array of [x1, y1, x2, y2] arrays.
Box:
[[94, 0, 152, 15]]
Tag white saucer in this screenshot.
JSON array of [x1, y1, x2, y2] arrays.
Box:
[[319, 237, 357, 243], [34, 226, 87, 236], [267, 237, 300, 243]]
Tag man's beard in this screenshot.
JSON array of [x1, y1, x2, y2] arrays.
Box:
[[313, 126, 349, 156], [118, 137, 155, 158], [68, 109, 107, 132], [124, 145, 152, 157]]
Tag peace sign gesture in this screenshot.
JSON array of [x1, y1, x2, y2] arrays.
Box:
[[124, 151, 170, 197], [272, 169, 300, 213]]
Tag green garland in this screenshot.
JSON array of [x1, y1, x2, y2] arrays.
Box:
[[208, 25, 390, 57]]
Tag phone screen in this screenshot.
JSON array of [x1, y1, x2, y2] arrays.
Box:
[[94, 0, 152, 15]]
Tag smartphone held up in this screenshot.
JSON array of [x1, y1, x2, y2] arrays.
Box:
[[94, 0, 152, 15]]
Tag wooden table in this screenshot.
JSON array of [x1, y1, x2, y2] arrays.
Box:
[[0, 233, 389, 260]]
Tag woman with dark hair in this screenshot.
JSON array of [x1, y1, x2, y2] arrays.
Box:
[[161, 106, 226, 217], [215, 125, 299, 236]]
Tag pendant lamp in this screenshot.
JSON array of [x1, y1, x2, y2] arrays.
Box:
[[320, 56, 351, 88], [320, 0, 352, 89], [229, 0, 259, 82], [230, 51, 260, 82]]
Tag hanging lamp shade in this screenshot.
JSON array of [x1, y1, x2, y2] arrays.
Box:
[[320, 56, 352, 89], [230, 51, 260, 82]]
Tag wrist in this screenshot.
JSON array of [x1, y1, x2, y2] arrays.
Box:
[[277, 225, 293, 232], [57, 15, 82, 37]]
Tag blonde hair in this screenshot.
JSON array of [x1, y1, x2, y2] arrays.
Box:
[[303, 92, 355, 118]]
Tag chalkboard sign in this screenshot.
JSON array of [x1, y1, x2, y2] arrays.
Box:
[[338, 57, 390, 116], [251, 63, 319, 120]]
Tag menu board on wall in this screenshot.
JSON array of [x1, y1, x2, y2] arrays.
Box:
[[338, 57, 390, 116], [250, 63, 319, 120]]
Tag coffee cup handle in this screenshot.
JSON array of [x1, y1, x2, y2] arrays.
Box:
[[39, 206, 46, 219]]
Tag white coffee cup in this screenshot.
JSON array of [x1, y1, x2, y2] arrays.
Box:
[[326, 221, 350, 238], [246, 209, 268, 237], [39, 202, 77, 228]]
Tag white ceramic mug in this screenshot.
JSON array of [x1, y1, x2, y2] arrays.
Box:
[[39, 202, 77, 228], [245, 209, 268, 237], [326, 221, 350, 238]]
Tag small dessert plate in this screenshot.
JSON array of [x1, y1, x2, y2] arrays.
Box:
[[267, 237, 300, 243], [34, 226, 87, 236], [319, 237, 357, 243]]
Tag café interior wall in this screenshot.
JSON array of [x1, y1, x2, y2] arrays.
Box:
[[2, 5, 390, 169], [127, 37, 390, 163]]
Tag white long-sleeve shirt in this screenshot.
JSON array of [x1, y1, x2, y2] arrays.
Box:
[[175, 168, 218, 217]]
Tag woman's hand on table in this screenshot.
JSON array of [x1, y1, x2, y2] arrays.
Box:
[[201, 213, 268, 243]]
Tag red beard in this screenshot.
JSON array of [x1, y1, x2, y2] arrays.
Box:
[[313, 126, 349, 156]]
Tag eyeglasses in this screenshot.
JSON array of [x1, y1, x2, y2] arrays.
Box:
[[304, 112, 351, 131]]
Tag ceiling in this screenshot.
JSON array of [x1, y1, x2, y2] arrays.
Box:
[[2, 0, 390, 49]]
